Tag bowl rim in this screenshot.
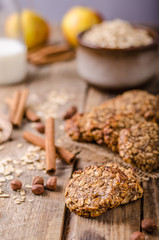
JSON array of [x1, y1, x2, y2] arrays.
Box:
[[77, 24, 159, 52]]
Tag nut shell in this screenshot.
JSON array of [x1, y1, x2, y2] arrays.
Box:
[[10, 179, 22, 191], [130, 231, 145, 240], [46, 177, 57, 190], [32, 184, 44, 195], [141, 218, 157, 233], [32, 176, 44, 186]]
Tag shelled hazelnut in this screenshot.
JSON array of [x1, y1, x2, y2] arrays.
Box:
[[32, 184, 44, 195], [141, 218, 157, 233], [63, 106, 77, 120], [46, 177, 57, 190], [35, 122, 45, 133], [10, 179, 22, 191], [32, 176, 44, 186]]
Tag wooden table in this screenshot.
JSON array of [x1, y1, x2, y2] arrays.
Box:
[[0, 45, 159, 240]]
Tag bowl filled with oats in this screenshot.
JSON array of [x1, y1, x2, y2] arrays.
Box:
[[76, 19, 159, 88]]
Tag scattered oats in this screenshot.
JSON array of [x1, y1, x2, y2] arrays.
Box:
[[27, 165, 35, 170], [0, 145, 5, 151], [17, 143, 23, 148], [2, 157, 12, 163], [4, 164, 14, 176], [0, 189, 3, 194], [32, 90, 74, 119], [35, 162, 44, 170], [20, 189, 25, 196], [15, 169, 23, 177], [0, 177, 6, 182], [0, 194, 10, 198], [21, 196, 26, 201], [5, 175, 13, 181], [28, 199, 34, 203], [14, 199, 21, 204], [13, 160, 19, 165], [12, 196, 17, 200], [25, 184, 32, 189], [28, 145, 41, 152], [21, 161, 27, 166], [26, 158, 34, 164], [0, 164, 5, 174]]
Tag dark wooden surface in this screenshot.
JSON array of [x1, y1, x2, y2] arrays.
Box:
[[0, 37, 159, 240]]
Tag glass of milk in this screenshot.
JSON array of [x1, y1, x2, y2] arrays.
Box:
[[0, 0, 27, 85]]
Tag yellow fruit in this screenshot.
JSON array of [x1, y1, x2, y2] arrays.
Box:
[[5, 9, 49, 49], [61, 6, 102, 47]]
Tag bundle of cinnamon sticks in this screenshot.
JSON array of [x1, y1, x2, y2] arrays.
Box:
[[28, 44, 75, 66], [6, 89, 76, 173]]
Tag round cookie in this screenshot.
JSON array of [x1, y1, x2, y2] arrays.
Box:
[[103, 113, 145, 152], [65, 164, 143, 217], [118, 122, 159, 172]]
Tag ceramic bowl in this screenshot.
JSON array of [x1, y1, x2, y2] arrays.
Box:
[[76, 26, 159, 89]]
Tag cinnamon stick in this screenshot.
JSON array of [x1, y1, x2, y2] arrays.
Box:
[[22, 131, 75, 164], [28, 44, 71, 61], [25, 109, 40, 122], [29, 51, 75, 66], [9, 91, 21, 124], [13, 89, 29, 126], [45, 117, 56, 173], [23, 131, 45, 149], [56, 146, 75, 165]]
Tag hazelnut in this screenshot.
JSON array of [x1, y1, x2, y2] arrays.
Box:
[[35, 122, 45, 133], [130, 231, 145, 240], [46, 177, 57, 190], [32, 184, 44, 195], [32, 176, 44, 186], [10, 179, 22, 191], [63, 106, 77, 120], [141, 218, 157, 233]]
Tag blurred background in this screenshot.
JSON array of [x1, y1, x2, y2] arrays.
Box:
[[20, 0, 159, 25]]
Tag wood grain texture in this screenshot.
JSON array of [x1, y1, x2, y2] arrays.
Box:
[[64, 87, 141, 240], [0, 28, 159, 240], [0, 60, 87, 240], [143, 179, 159, 239]]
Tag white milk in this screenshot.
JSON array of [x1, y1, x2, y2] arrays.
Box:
[[0, 38, 27, 85]]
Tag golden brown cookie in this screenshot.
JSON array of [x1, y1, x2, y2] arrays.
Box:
[[65, 164, 143, 217], [119, 122, 159, 172], [65, 90, 159, 150]]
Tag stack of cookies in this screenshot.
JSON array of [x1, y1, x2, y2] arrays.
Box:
[[66, 90, 159, 172]]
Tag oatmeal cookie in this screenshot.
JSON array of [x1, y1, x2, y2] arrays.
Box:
[[118, 122, 159, 172], [65, 164, 143, 217], [65, 90, 159, 149], [103, 114, 145, 152]]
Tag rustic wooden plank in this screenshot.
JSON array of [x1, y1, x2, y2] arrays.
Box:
[[142, 179, 159, 239], [65, 86, 141, 240], [0, 60, 87, 240]]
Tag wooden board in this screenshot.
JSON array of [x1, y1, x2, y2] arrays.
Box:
[[0, 61, 87, 240], [0, 38, 159, 240]]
